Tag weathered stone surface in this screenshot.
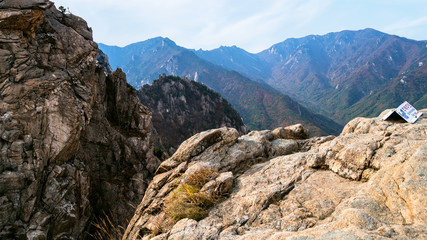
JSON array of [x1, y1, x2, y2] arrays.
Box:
[[0, 0, 51, 9], [124, 111, 427, 240], [123, 124, 323, 239], [96, 49, 113, 74], [156, 127, 240, 174], [0, 1, 160, 239], [200, 171, 234, 196], [74, 68, 161, 234], [270, 124, 309, 140]]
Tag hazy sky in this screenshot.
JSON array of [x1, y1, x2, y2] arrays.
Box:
[[52, 0, 427, 53]]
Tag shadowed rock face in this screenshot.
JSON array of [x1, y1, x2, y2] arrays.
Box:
[[124, 110, 427, 240], [0, 1, 160, 239], [137, 75, 247, 153]]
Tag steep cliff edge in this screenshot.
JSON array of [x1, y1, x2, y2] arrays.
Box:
[[0, 1, 160, 239], [124, 110, 427, 240], [137, 75, 247, 153]]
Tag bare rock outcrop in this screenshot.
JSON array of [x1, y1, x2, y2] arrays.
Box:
[[0, 1, 160, 239], [123, 124, 320, 239], [124, 111, 427, 240]]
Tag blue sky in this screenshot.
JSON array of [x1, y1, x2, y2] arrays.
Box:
[[52, 0, 427, 53]]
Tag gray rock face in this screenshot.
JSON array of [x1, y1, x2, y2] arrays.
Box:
[[0, 2, 159, 239], [124, 111, 427, 240], [74, 69, 161, 236], [137, 75, 247, 153], [96, 49, 113, 74]]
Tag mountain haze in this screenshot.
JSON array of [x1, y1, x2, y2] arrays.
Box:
[[99, 38, 185, 87], [193, 46, 268, 82], [100, 39, 342, 136], [195, 29, 427, 124]]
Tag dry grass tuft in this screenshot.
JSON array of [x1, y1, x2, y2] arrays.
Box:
[[184, 166, 218, 187], [165, 183, 216, 221], [89, 212, 125, 240], [164, 167, 219, 222]]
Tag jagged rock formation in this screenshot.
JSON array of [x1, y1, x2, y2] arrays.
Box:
[[137, 75, 247, 153], [75, 69, 161, 235], [0, 1, 160, 239], [96, 49, 113, 74], [124, 110, 427, 239]]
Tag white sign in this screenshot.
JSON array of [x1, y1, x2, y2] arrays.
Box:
[[382, 101, 423, 123]]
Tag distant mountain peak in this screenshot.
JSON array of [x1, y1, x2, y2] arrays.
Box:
[[219, 45, 238, 49], [359, 27, 384, 34], [127, 36, 178, 49], [152, 36, 176, 45]]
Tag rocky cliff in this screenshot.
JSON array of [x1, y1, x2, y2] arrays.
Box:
[[124, 110, 427, 240], [0, 1, 160, 239], [137, 75, 247, 153]]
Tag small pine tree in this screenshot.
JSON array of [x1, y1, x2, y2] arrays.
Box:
[[58, 6, 66, 14]]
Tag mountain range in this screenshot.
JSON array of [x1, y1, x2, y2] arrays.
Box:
[[99, 40, 342, 136], [100, 28, 427, 126], [194, 28, 427, 124]]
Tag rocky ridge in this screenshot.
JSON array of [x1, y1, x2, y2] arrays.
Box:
[[0, 1, 160, 239], [137, 75, 247, 153], [124, 110, 427, 240]]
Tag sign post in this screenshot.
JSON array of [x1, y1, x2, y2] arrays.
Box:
[[382, 101, 423, 123]]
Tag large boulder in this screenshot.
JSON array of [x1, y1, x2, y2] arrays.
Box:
[[123, 124, 328, 239], [124, 111, 427, 240]]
